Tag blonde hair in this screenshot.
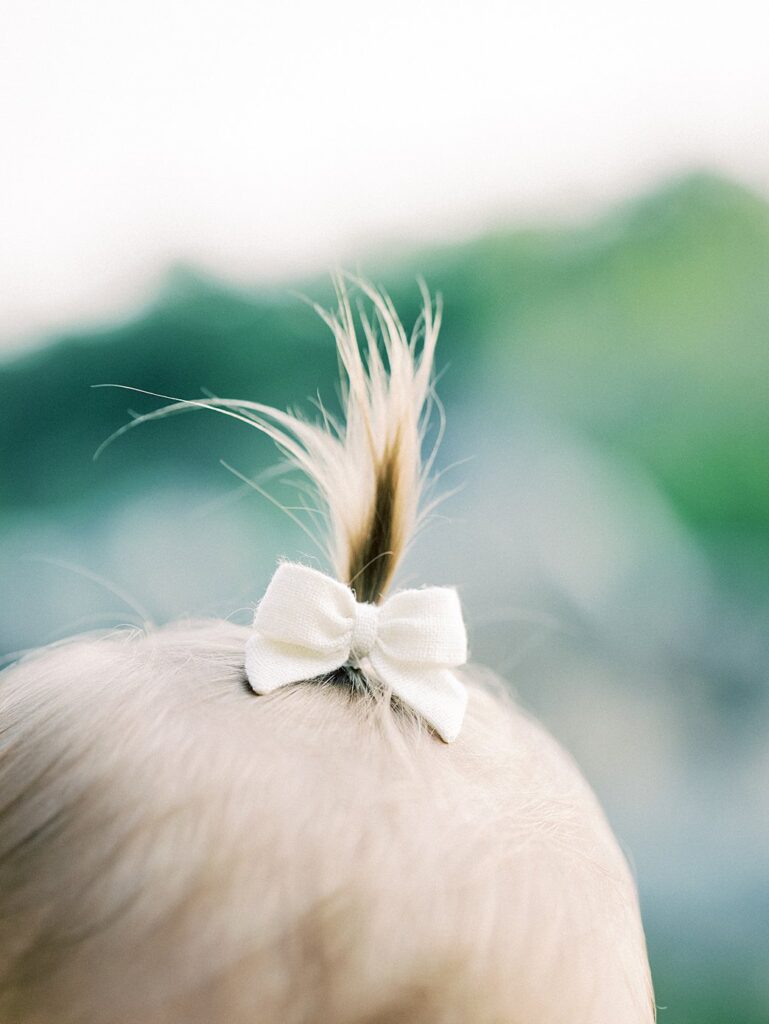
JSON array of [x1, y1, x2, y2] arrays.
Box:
[[0, 280, 655, 1023]]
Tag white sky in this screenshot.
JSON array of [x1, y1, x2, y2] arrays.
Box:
[[1, 0, 768, 348]]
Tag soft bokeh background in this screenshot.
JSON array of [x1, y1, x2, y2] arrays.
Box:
[[2, 3, 768, 1021]]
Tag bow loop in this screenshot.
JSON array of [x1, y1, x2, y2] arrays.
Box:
[[252, 562, 355, 654], [376, 588, 467, 665], [245, 562, 468, 743]]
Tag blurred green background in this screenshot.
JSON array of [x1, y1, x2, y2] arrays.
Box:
[[2, 171, 768, 1021]]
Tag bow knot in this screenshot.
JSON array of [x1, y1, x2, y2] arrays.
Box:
[[244, 563, 468, 742], [350, 601, 379, 661]]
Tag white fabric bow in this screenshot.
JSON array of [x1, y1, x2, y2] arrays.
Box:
[[244, 562, 468, 742]]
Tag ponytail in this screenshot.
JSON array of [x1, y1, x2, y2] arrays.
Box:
[[100, 276, 441, 604]]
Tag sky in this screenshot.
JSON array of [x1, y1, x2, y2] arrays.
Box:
[[1, 0, 768, 347]]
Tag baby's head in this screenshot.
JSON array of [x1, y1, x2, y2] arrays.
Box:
[[0, 282, 654, 1023]]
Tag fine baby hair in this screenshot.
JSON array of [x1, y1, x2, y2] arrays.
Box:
[[0, 280, 655, 1023]]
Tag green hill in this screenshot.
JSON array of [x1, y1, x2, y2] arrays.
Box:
[[2, 172, 768, 547]]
